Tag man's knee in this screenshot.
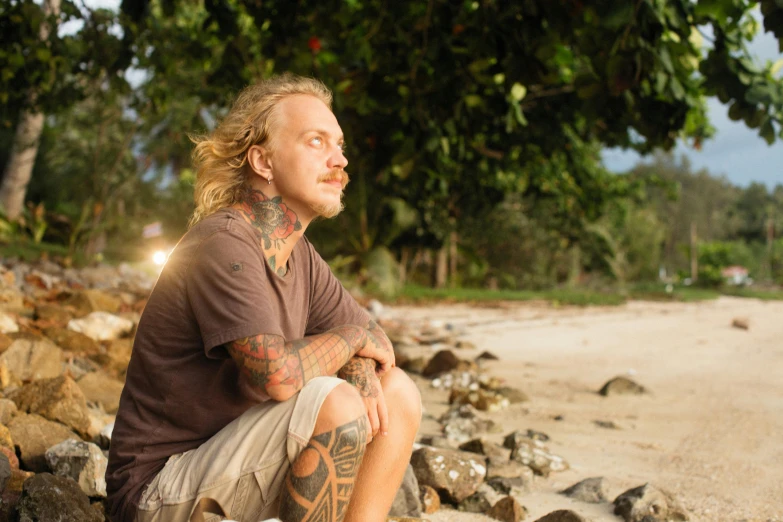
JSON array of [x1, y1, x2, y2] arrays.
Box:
[[381, 368, 422, 426], [314, 382, 367, 434]]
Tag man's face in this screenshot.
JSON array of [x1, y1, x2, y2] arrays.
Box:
[[267, 94, 349, 221]]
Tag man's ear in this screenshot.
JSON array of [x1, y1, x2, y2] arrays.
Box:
[[247, 145, 273, 182]]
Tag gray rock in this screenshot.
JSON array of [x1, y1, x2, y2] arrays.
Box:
[[487, 496, 527, 522], [389, 464, 422, 517], [599, 376, 646, 397], [509, 438, 569, 477], [458, 490, 492, 513], [0, 338, 63, 382], [441, 404, 502, 443], [486, 473, 534, 497], [8, 413, 82, 472], [0, 452, 10, 491], [459, 438, 511, 465], [410, 446, 487, 503], [560, 477, 608, 503], [417, 435, 456, 449], [534, 510, 587, 522], [45, 439, 107, 497], [613, 483, 689, 522], [16, 472, 103, 522]]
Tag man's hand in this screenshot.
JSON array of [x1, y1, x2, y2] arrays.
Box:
[[353, 320, 395, 375], [338, 357, 387, 443]]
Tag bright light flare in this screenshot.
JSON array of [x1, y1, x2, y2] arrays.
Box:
[[152, 250, 169, 266]]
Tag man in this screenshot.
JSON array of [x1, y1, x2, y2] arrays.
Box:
[[106, 74, 422, 522]]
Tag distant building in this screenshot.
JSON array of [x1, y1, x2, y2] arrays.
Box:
[[721, 265, 750, 286]]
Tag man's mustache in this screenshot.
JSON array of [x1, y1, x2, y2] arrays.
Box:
[[318, 169, 350, 188]]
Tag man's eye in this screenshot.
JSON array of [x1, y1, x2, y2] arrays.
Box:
[[338, 143, 346, 152], [310, 137, 322, 145]]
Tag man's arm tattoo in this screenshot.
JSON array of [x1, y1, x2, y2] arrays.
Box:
[[338, 357, 379, 398], [227, 326, 368, 398]]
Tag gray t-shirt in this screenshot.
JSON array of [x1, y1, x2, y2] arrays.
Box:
[[106, 208, 369, 522]]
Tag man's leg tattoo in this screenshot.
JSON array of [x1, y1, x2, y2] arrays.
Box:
[[280, 417, 367, 522]]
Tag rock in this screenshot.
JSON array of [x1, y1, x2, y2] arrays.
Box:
[[534, 510, 586, 522], [599, 376, 646, 397], [9, 375, 92, 437], [485, 472, 534, 496], [486, 462, 534, 487], [103, 338, 133, 377], [0, 287, 25, 315], [441, 404, 501, 443], [487, 496, 527, 522], [0, 452, 10, 491], [77, 371, 124, 413], [503, 430, 549, 449], [94, 422, 113, 450], [16, 473, 104, 522], [8, 413, 82, 472], [495, 386, 529, 404], [63, 289, 122, 317], [386, 518, 425, 522], [509, 438, 569, 477], [613, 483, 689, 522], [0, 313, 19, 334], [731, 317, 749, 330], [0, 423, 13, 450], [458, 489, 493, 513], [459, 438, 511, 463], [45, 439, 108, 497], [419, 485, 440, 514], [0, 332, 12, 353], [0, 399, 17, 425], [68, 312, 133, 341], [417, 435, 456, 449], [0, 466, 34, 521], [34, 303, 73, 326], [455, 340, 476, 350], [410, 446, 487, 503], [422, 350, 461, 377], [560, 477, 608, 504], [0, 338, 63, 382], [400, 357, 428, 375], [1, 445, 20, 470], [450, 388, 510, 412], [43, 327, 101, 355], [476, 350, 500, 361], [594, 419, 620, 429], [389, 464, 422, 517]]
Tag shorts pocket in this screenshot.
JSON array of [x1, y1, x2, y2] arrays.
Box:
[[248, 457, 288, 521]]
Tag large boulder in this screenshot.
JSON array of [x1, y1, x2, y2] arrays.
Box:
[[0, 339, 63, 382], [613, 483, 689, 522], [410, 446, 487, 503], [9, 375, 92, 437], [45, 439, 107, 497], [16, 473, 103, 522], [8, 414, 81, 472], [43, 327, 101, 356], [77, 371, 124, 413], [388, 464, 422, 518]]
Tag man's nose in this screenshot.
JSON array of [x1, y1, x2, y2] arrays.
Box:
[[328, 146, 348, 170]]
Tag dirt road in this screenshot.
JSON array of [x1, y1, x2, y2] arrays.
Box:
[[388, 297, 783, 521]]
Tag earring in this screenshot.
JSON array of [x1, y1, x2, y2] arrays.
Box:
[[268, 177, 272, 185]]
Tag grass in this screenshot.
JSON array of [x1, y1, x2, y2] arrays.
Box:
[[397, 282, 783, 307], [0, 240, 71, 262]]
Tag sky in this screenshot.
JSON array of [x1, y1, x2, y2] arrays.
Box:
[[602, 23, 783, 189]]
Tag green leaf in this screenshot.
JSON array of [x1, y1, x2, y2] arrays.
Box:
[[760, 118, 775, 144], [510, 83, 527, 101]]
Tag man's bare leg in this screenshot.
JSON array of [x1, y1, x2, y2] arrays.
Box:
[[343, 368, 422, 522], [279, 383, 368, 522]]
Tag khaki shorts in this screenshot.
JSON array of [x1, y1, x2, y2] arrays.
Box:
[[135, 376, 344, 522]]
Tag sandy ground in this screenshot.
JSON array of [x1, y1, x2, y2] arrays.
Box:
[[385, 297, 783, 522]]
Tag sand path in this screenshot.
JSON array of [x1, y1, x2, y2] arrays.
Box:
[[386, 297, 783, 521]]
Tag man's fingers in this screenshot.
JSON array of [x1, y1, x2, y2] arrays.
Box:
[[366, 401, 380, 438]]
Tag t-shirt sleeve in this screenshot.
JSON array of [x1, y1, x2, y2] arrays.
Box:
[[185, 228, 283, 357], [304, 239, 370, 335]]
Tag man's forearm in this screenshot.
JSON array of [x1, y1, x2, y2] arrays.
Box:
[[228, 324, 368, 402], [338, 357, 379, 398]]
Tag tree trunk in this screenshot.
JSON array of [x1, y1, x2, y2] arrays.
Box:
[[399, 246, 410, 284], [435, 246, 448, 288], [448, 230, 458, 287], [0, 111, 45, 219], [0, 0, 61, 220], [690, 221, 698, 282]]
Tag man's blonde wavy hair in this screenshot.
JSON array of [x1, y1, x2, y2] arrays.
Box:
[[189, 74, 333, 227]]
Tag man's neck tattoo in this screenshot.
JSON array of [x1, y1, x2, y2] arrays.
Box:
[[237, 189, 302, 275]]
